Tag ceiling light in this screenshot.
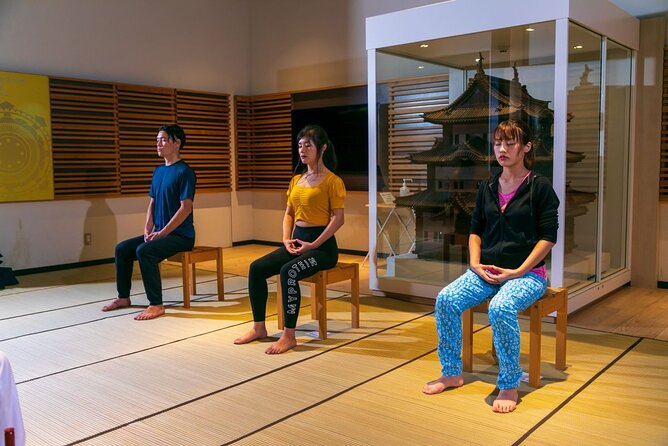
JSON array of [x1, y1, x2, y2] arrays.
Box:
[[573, 44, 583, 49], [418, 65, 425, 69], [525, 27, 535, 32], [420, 43, 429, 48]]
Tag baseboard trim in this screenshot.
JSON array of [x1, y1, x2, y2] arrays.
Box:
[[15, 258, 115, 276]]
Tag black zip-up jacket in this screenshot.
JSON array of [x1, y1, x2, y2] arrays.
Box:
[[469, 171, 559, 270]]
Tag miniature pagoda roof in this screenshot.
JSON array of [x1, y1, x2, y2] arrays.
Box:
[[394, 189, 476, 215], [394, 189, 450, 208], [422, 59, 552, 125], [410, 135, 492, 165]]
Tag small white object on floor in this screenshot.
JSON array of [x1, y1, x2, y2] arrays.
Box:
[[520, 371, 542, 383], [305, 331, 330, 338]]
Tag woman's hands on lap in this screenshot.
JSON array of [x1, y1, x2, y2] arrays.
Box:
[[284, 239, 300, 254], [470, 264, 519, 284], [284, 238, 317, 255]]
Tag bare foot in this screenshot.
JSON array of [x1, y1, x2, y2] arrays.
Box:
[[422, 375, 464, 395], [234, 322, 268, 344], [265, 329, 297, 354], [102, 298, 131, 312], [133, 305, 165, 320], [492, 388, 518, 413]]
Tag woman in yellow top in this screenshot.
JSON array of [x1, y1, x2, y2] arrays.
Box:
[[234, 125, 346, 354]]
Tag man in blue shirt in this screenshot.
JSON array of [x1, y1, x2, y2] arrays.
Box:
[[102, 124, 196, 320]]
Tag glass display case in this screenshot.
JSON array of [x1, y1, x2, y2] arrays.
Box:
[[366, 0, 638, 311]]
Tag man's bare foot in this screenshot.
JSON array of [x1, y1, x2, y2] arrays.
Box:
[[265, 329, 297, 354], [234, 322, 268, 344], [492, 388, 518, 413], [422, 375, 464, 395], [133, 305, 165, 320], [102, 298, 131, 312]]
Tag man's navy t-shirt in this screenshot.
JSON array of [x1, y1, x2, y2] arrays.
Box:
[[149, 160, 196, 239]]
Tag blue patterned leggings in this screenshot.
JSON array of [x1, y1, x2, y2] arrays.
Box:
[[434, 268, 547, 389]]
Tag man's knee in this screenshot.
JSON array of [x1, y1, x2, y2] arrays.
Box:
[[135, 242, 159, 263], [116, 238, 134, 258]]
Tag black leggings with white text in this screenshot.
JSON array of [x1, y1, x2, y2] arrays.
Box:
[[247, 226, 338, 328]]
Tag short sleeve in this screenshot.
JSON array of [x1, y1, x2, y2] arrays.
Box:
[[180, 166, 196, 201], [286, 175, 299, 204], [149, 166, 159, 199], [328, 175, 346, 209]]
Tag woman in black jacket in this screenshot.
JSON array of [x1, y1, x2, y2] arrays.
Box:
[[422, 119, 559, 413]]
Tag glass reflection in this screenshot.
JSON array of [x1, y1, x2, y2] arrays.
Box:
[[375, 23, 556, 286], [602, 40, 631, 278], [565, 23, 602, 288]]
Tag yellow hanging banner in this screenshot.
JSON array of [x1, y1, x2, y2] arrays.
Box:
[[0, 71, 53, 202]]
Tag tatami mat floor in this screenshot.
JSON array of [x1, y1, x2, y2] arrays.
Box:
[[0, 247, 666, 445]]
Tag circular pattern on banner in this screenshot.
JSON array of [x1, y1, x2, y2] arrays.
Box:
[[0, 102, 51, 197]]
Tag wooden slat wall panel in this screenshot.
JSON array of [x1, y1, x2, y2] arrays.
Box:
[[49, 77, 232, 198], [660, 46, 668, 200], [50, 78, 119, 197], [117, 84, 175, 195], [176, 90, 231, 191], [235, 93, 293, 190], [387, 75, 449, 194]]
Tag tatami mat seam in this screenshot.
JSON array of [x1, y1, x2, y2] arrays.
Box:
[[219, 323, 497, 446], [66, 312, 436, 445], [512, 336, 645, 445], [567, 324, 668, 343], [0, 265, 240, 319], [0, 276, 247, 342], [221, 347, 440, 446], [1, 288, 237, 343], [13, 292, 355, 385]]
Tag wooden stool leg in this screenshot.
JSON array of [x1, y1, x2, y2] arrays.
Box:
[[555, 290, 568, 370], [351, 263, 360, 328], [276, 276, 284, 330], [310, 283, 318, 320], [462, 308, 474, 373], [529, 304, 542, 387], [216, 247, 225, 301], [182, 252, 191, 308], [315, 275, 327, 339], [191, 262, 197, 295]]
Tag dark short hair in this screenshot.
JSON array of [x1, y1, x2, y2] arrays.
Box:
[[158, 124, 186, 150]]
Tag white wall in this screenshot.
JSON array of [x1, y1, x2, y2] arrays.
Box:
[[0, 0, 439, 269], [0, 0, 250, 269], [248, 0, 438, 94], [245, 0, 440, 253], [3, 0, 665, 280]]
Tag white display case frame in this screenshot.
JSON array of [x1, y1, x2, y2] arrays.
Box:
[[366, 0, 639, 311]]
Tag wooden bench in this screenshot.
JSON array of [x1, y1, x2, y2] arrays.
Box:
[[167, 246, 224, 308], [276, 262, 360, 339], [462, 287, 568, 387]]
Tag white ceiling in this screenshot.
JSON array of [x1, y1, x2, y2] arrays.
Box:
[[608, 0, 668, 17]]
